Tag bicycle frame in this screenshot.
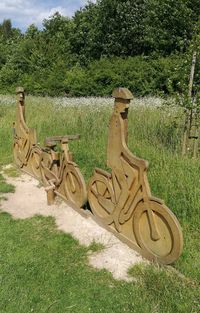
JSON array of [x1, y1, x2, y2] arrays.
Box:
[[40, 136, 87, 207], [41, 140, 76, 187]]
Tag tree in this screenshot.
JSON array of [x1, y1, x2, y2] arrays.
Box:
[[70, 2, 100, 64], [70, 0, 148, 62], [144, 0, 194, 54], [0, 0, 199, 96], [95, 0, 147, 56], [0, 19, 12, 39], [43, 12, 73, 57]]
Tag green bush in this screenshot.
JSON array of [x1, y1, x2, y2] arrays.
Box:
[[64, 55, 187, 97], [0, 54, 188, 97]]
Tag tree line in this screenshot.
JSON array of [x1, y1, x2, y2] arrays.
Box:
[[0, 0, 199, 96]]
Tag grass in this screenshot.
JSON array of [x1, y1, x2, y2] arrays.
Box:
[[0, 94, 200, 312], [0, 173, 15, 194], [0, 213, 199, 313], [3, 166, 20, 178]]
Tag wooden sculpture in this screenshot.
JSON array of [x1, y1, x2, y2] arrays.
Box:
[[13, 87, 41, 179], [13, 87, 87, 208], [88, 88, 183, 264], [13, 87, 183, 264]]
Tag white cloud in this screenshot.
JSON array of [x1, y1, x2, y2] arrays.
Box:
[[0, 0, 25, 12], [34, 6, 70, 25], [0, 0, 94, 31]]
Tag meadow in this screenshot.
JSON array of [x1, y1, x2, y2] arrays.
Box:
[[0, 94, 199, 312]]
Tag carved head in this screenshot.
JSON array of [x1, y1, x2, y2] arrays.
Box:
[[112, 88, 133, 114], [16, 87, 25, 103]]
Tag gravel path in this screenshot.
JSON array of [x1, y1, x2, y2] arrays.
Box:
[[0, 166, 145, 281]]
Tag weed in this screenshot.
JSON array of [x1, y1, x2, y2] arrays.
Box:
[[87, 241, 105, 253]]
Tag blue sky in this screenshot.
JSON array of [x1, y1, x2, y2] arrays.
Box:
[[0, 0, 95, 31]]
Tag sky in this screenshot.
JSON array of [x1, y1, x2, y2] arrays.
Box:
[[0, 0, 95, 31]]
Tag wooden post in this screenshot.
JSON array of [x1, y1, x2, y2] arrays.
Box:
[[182, 51, 197, 157], [188, 52, 197, 98], [45, 186, 55, 205], [189, 52, 199, 158]]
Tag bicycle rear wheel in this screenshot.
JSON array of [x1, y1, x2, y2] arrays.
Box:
[[40, 151, 54, 186], [88, 172, 116, 225], [63, 164, 87, 207]]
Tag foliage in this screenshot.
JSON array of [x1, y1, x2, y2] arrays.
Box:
[[0, 1, 199, 96], [64, 55, 187, 96], [144, 0, 194, 54], [70, 0, 197, 59], [69, 2, 100, 63]]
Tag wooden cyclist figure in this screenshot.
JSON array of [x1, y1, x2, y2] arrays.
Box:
[[88, 88, 183, 264]]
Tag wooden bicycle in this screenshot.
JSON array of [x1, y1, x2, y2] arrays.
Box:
[[39, 135, 87, 207]]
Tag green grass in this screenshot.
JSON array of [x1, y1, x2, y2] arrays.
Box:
[[0, 173, 15, 194], [0, 213, 199, 313], [0, 94, 200, 312], [3, 166, 20, 178]]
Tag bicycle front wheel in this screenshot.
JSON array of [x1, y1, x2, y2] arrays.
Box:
[[133, 200, 183, 264]]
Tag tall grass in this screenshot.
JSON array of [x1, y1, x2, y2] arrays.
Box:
[[1, 100, 200, 220], [0, 94, 200, 312], [0, 94, 199, 225]]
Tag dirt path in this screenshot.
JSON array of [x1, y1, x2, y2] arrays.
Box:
[[0, 166, 145, 281]]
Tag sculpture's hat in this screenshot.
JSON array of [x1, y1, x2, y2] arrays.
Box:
[[112, 88, 133, 100]]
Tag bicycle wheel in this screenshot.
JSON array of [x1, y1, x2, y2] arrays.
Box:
[[88, 172, 116, 224], [40, 151, 54, 186], [63, 163, 87, 207], [29, 146, 42, 179], [133, 200, 183, 264]]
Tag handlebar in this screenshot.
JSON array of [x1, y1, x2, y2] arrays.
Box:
[[45, 135, 80, 147]]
